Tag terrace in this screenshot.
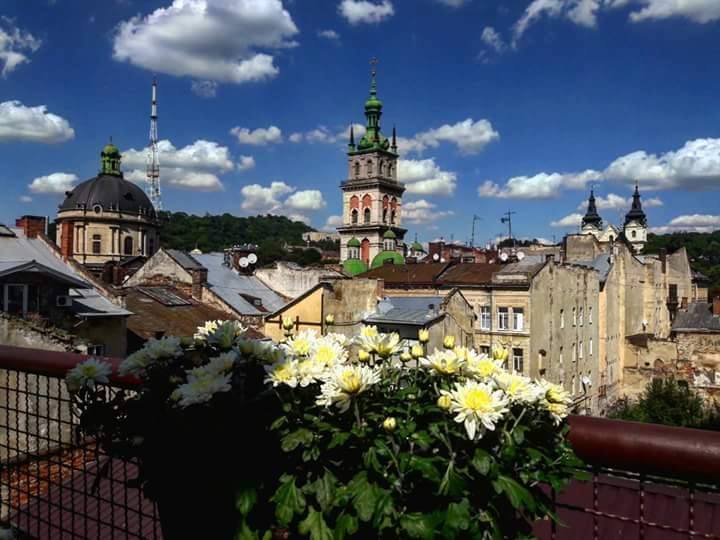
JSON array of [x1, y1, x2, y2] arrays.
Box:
[[0, 344, 718, 539]]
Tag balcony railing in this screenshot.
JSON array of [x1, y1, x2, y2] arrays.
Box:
[[0, 344, 719, 539]]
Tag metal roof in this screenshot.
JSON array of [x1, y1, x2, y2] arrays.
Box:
[[193, 253, 286, 315], [672, 302, 720, 333], [165, 249, 206, 271], [364, 295, 445, 326], [573, 254, 613, 283]]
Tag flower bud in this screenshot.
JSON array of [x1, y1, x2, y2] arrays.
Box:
[[492, 346, 509, 363], [400, 351, 412, 362], [442, 335, 456, 350], [358, 349, 371, 363], [325, 314, 335, 325], [437, 395, 452, 410], [411, 345, 424, 359], [418, 329, 430, 343], [282, 317, 295, 331], [383, 417, 397, 432]]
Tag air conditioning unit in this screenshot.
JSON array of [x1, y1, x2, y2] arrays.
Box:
[[56, 295, 72, 307]]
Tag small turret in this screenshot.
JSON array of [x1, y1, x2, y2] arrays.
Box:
[[100, 139, 122, 176], [581, 189, 603, 230]]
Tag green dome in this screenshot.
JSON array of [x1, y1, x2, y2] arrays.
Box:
[[365, 96, 383, 109], [371, 250, 405, 269], [343, 258, 368, 276], [383, 229, 396, 239], [411, 240, 424, 252], [102, 142, 120, 156], [347, 237, 361, 248]]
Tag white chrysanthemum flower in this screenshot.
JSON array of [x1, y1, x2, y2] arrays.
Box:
[[324, 332, 349, 347], [66, 358, 112, 392], [285, 329, 318, 357], [374, 332, 401, 359], [119, 336, 183, 377], [172, 373, 232, 408], [495, 372, 537, 404], [316, 364, 380, 412], [118, 349, 151, 377], [264, 361, 299, 388], [206, 320, 247, 349], [464, 353, 503, 380], [442, 380, 509, 440], [194, 320, 220, 341], [421, 349, 463, 376], [537, 380, 572, 425], [187, 351, 237, 381], [311, 337, 347, 368], [356, 325, 382, 353]]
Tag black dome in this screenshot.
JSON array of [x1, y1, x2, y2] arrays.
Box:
[[59, 174, 156, 217]]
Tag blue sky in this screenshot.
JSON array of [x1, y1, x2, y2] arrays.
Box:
[[1, 0, 719, 246]]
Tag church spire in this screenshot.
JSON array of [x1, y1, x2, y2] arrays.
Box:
[[352, 58, 391, 153], [391, 125, 397, 153], [624, 182, 647, 226], [348, 124, 355, 151], [582, 188, 602, 229]]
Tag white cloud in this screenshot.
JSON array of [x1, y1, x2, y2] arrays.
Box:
[[399, 118, 499, 155], [285, 190, 326, 211], [629, 0, 720, 23], [322, 215, 343, 231], [0, 18, 42, 77], [0, 101, 75, 143], [479, 170, 601, 199], [289, 132, 304, 143], [481, 26, 506, 52], [238, 155, 255, 171], [651, 214, 720, 234], [19, 195, 32, 203], [550, 212, 584, 228], [339, 0, 395, 24], [230, 125, 283, 145], [577, 192, 663, 210], [290, 124, 365, 145], [241, 181, 293, 212], [112, 0, 298, 84], [124, 139, 233, 191], [191, 80, 218, 98], [318, 29, 340, 40], [398, 158, 458, 196], [435, 0, 470, 6], [28, 172, 78, 194], [402, 199, 455, 225]]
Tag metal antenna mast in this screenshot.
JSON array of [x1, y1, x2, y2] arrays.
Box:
[[500, 210, 516, 245], [146, 79, 162, 211], [470, 214, 482, 247]]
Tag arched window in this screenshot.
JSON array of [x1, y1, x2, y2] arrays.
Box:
[[362, 194, 372, 208], [382, 196, 389, 223], [351, 209, 358, 224], [383, 209, 388, 223], [366, 160, 373, 177], [364, 208, 371, 224], [609, 235, 614, 242], [631, 230, 637, 239], [354, 161, 360, 178], [390, 210, 396, 224], [361, 238, 370, 263], [123, 236, 134, 255]]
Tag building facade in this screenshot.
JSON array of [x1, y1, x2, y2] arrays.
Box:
[[55, 142, 160, 272], [338, 67, 406, 274]]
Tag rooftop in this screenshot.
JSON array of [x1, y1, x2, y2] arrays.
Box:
[[673, 302, 720, 333], [364, 295, 446, 326]]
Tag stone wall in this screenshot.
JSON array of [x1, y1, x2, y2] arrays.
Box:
[[254, 262, 345, 299]]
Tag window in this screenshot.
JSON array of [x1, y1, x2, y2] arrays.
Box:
[[560, 309, 564, 329], [579, 307, 584, 326], [382, 209, 388, 223], [579, 340, 584, 360], [148, 237, 155, 255], [354, 162, 360, 178], [631, 230, 637, 239], [512, 348, 524, 373], [588, 306, 593, 325], [123, 236, 134, 255], [479, 345, 490, 355], [3, 284, 28, 315], [589, 338, 593, 356], [572, 343, 576, 362], [92, 234, 102, 254], [366, 160, 373, 177], [479, 306, 491, 330], [352, 209, 358, 224], [363, 208, 371, 224], [572, 307, 577, 326], [87, 344, 106, 356], [572, 375, 577, 395], [512, 308, 524, 331], [390, 210, 396, 224], [497, 307, 509, 330], [559, 346, 563, 366]]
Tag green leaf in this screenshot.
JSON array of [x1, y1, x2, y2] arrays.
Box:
[[334, 513, 359, 540], [328, 431, 351, 449], [234, 520, 258, 540], [298, 507, 334, 540], [271, 477, 306, 526], [399, 512, 441, 539], [281, 428, 314, 452], [346, 473, 379, 522], [235, 487, 257, 517], [445, 498, 471, 531], [471, 448, 492, 476], [312, 470, 337, 512], [494, 475, 536, 512], [270, 416, 287, 430], [408, 456, 442, 483], [512, 425, 527, 445]]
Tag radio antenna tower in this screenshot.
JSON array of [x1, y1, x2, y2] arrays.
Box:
[[146, 79, 162, 211]]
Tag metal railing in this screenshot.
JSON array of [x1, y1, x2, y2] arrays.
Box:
[[0, 345, 719, 539]]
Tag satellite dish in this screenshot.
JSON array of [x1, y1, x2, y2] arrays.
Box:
[[516, 251, 526, 261], [440, 257, 446, 263], [432, 253, 440, 261], [499, 252, 509, 262], [239, 257, 249, 268], [247, 253, 258, 264]]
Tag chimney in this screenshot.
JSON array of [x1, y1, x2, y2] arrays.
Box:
[[191, 268, 208, 300], [15, 215, 46, 239], [713, 296, 720, 317], [659, 248, 667, 274], [60, 221, 74, 260]]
